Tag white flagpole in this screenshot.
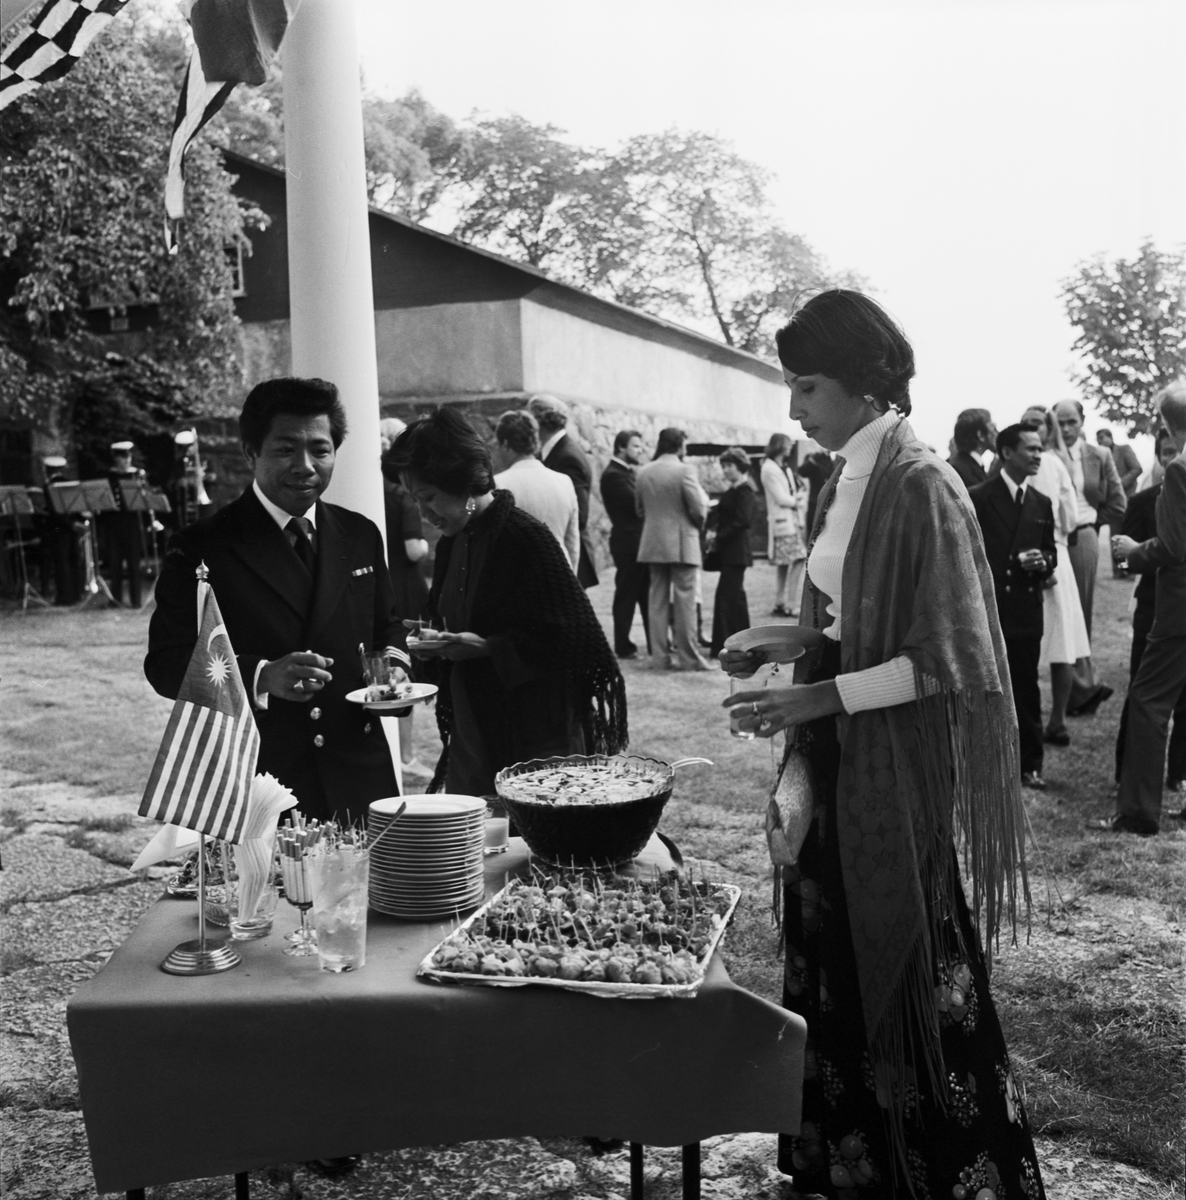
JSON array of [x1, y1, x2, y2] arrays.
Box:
[[281, 0, 386, 538]]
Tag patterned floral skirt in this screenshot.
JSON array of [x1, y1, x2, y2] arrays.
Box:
[[777, 647, 1047, 1199]]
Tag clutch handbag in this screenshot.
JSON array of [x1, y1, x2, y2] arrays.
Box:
[[765, 736, 817, 868]]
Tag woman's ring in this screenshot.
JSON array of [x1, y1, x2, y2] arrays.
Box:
[[293, 679, 303, 692], [751, 702, 760, 717]]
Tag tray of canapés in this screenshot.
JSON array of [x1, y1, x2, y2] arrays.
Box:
[[417, 868, 741, 999]]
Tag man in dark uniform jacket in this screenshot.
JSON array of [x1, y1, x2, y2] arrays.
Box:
[[100, 440, 145, 607], [599, 429, 650, 657], [948, 408, 996, 492], [529, 393, 599, 589], [145, 378, 410, 826], [970, 424, 1057, 789]]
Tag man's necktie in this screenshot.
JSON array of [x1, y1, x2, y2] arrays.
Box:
[[1015, 486, 1025, 513], [287, 516, 315, 574]]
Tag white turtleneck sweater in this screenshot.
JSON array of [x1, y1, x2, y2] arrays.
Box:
[[807, 410, 930, 714]]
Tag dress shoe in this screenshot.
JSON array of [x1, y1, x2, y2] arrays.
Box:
[[771, 604, 790, 616], [305, 1156, 362, 1177], [1067, 685, 1114, 717], [1043, 728, 1070, 747], [1084, 815, 1158, 836], [1167, 807, 1186, 821], [1021, 771, 1046, 790]]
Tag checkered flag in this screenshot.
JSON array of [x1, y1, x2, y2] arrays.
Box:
[[0, 0, 130, 113]]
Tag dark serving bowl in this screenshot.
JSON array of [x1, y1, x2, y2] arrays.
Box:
[[494, 754, 675, 868]]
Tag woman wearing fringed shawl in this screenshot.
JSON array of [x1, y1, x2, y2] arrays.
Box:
[[724, 291, 1045, 1200]]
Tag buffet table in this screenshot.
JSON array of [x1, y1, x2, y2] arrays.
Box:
[[67, 839, 805, 1196]]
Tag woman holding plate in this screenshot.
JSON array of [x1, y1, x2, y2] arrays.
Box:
[[723, 291, 1045, 1199], [385, 407, 627, 796]]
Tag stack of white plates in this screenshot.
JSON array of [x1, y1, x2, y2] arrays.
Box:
[[368, 796, 486, 919]]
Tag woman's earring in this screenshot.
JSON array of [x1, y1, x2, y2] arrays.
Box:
[[864, 394, 876, 405], [465, 496, 476, 515]]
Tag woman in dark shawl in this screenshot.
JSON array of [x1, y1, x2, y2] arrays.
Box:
[[386, 407, 627, 796], [724, 291, 1045, 1200]]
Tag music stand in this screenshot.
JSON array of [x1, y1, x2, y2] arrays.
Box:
[[48, 480, 118, 608], [0, 485, 50, 610]]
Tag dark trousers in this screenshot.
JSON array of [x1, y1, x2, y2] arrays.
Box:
[[101, 514, 143, 607], [1006, 635, 1043, 775], [1115, 606, 1186, 784], [710, 566, 750, 656], [1118, 632, 1186, 829], [611, 557, 650, 655]]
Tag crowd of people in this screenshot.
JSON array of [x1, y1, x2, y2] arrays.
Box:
[[940, 394, 1186, 834]]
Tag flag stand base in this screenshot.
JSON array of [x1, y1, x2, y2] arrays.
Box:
[[159, 824, 240, 975], [161, 937, 241, 975]]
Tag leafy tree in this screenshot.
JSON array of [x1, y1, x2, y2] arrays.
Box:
[[0, 4, 263, 453], [1062, 239, 1186, 435]]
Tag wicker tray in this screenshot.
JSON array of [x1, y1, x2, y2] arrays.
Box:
[[416, 875, 741, 1000]]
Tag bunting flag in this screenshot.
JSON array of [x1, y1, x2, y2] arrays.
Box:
[[164, 0, 298, 252], [139, 580, 260, 844], [0, 0, 129, 113]]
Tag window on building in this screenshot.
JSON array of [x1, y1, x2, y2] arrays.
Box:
[[225, 238, 249, 297]]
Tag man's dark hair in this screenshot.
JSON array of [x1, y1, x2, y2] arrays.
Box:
[[719, 446, 750, 472], [495, 410, 540, 456], [775, 290, 915, 417], [654, 427, 686, 457], [995, 423, 1032, 456], [384, 406, 494, 497], [952, 408, 993, 453], [613, 429, 641, 454], [239, 378, 347, 454]]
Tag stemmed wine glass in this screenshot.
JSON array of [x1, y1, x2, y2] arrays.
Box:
[[279, 825, 319, 956]]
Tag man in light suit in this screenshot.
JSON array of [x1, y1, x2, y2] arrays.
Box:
[[969, 425, 1058, 789], [1096, 428, 1143, 497], [492, 409, 580, 572], [1053, 399, 1126, 715], [1096, 383, 1186, 834], [528, 394, 599, 588], [635, 427, 710, 671], [146, 378, 410, 827], [600, 429, 650, 658]]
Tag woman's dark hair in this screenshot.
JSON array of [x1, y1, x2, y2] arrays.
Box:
[[384, 406, 494, 497], [654, 427, 686, 457], [719, 446, 750, 472], [495, 409, 540, 456], [775, 290, 915, 417], [764, 432, 792, 461], [239, 377, 348, 453]]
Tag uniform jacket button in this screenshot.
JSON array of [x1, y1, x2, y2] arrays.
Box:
[[313, 734, 325, 748], [310, 707, 322, 720]]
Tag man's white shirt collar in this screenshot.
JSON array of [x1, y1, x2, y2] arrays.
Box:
[[1000, 472, 1027, 501], [539, 429, 565, 461], [253, 479, 317, 529]]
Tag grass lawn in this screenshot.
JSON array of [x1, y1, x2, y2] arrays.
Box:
[[1, 550, 1182, 1195]]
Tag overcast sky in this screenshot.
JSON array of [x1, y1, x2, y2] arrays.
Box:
[[355, 0, 1184, 458]]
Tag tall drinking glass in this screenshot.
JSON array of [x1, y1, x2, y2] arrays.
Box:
[[308, 842, 370, 972]]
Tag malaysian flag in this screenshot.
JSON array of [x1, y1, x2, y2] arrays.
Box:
[[165, 0, 298, 251], [0, 0, 130, 113], [139, 580, 259, 843]]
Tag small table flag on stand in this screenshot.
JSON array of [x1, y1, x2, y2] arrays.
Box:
[[140, 567, 259, 974], [139, 576, 260, 842]]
